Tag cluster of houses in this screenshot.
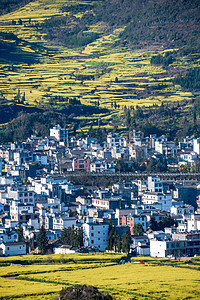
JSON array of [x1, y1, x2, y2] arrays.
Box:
[[1, 125, 200, 177], [0, 125, 200, 257]]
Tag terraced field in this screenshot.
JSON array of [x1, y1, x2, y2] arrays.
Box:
[[0, 0, 197, 116], [0, 254, 199, 299]]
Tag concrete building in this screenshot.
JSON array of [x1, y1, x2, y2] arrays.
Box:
[[122, 214, 147, 235], [107, 133, 126, 149], [50, 125, 68, 144], [83, 218, 109, 251], [52, 216, 76, 230], [72, 157, 90, 172], [193, 138, 200, 155], [150, 239, 187, 258], [155, 141, 176, 157], [142, 192, 172, 212], [0, 241, 26, 256]]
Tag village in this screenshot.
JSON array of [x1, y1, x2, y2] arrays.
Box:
[[0, 124, 200, 258]]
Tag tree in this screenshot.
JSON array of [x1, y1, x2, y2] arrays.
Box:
[[159, 216, 177, 231], [150, 216, 159, 231], [122, 230, 131, 253], [107, 222, 116, 251], [16, 225, 24, 242], [133, 223, 144, 236], [36, 226, 48, 254], [116, 235, 121, 252], [60, 226, 83, 247]]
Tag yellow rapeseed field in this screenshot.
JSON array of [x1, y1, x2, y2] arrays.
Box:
[[0, 254, 199, 299]]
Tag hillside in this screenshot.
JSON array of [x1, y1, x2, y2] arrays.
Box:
[[0, 0, 33, 15], [97, 0, 200, 52], [0, 0, 199, 142]]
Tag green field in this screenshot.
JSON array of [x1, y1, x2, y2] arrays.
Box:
[[0, 0, 197, 117], [0, 254, 200, 299]]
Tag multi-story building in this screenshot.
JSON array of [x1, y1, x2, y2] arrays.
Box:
[[50, 124, 68, 144], [193, 138, 200, 155], [142, 192, 172, 212], [72, 157, 90, 172], [52, 215, 76, 230], [150, 239, 187, 258], [107, 133, 126, 149], [8, 187, 35, 205], [155, 140, 177, 157], [122, 214, 147, 235], [83, 218, 109, 251]]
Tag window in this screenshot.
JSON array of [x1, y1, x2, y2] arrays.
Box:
[[7, 247, 10, 250], [91, 233, 94, 237], [98, 231, 100, 234], [91, 240, 94, 244]]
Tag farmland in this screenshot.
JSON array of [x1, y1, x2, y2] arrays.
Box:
[[0, 253, 200, 299], [0, 0, 197, 110]]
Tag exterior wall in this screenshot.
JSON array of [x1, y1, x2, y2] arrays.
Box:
[[142, 193, 172, 212], [0, 231, 18, 243], [54, 247, 76, 254], [187, 214, 200, 232], [53, 217, 76, 230], [122, 215, 147, 235], [50, 125, 68, 143], [8, 189, 35, 205], [0, 242, 26, 256], [193, 138, 200, 155], [72, 158, 90, 172], [83, 222, 109, 251], [150, 240, 187, 258]]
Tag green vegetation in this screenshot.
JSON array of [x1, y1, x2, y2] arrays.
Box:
[[0, 0, 199, 142], [0, 254, 199, 299], [60, 226, 83, 248], [36, 226, 48, 254]]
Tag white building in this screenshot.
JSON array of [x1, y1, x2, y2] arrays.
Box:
[[142, 192, 172, 212], [53, 216, 76, 230], [155, 141, 176, 157], [193, 138, 200, 155], [8, 187, 35, 205], [107, 133, 126, 149], [0, 229, 18, 243], [150, 239, 187, 258], [187, 214, 200, 232], [148, 176, 164, 193], [180, 152, 197, 164], [170, 205, 194, 217], [50, 125, 68, 144], [83, 218, 109, 251], [54, 245, 76, 254]]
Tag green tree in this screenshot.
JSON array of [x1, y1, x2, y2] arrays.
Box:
[[36, 226, 48, 254], [107, 223, 116, 251], [16, 225, 24, 242], [122, 230, 131, 253], [150, 216, 159, 231], [133, 223, 144, 236], [159, 216, 177, 231], [116, 235, 121, 252], [61, 226, 83, 247]]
